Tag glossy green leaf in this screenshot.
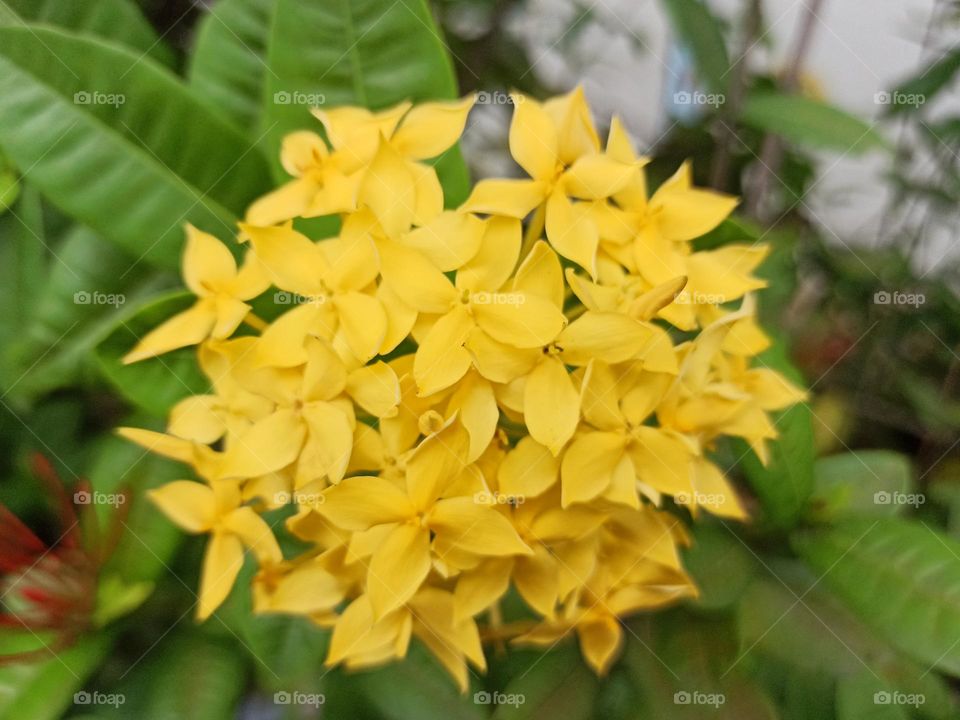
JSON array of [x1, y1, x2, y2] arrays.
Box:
[[794, 517, 960, 678], [0, 633, 113, 720], [6, 226, 172, 404], [0, 26, 271, 269], [661, 0, 730, 93], [262, 0, 470, 202], [682, 522, 756, 611], [489, 646, 599, 720], [624, 611, 778, 719], [350, 642, 486, 720], [94, 292, 209, 416], [741, 92, 888, 153], [0, 0, 172, 66], [888, 48, 960, 115], [836, 673, 911, 720], [808, 450, 915, 522], [737, 341, 814, 529], [124, 634, 247, 720], [189, 0, 275, 132]]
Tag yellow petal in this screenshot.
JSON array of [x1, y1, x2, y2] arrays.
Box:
[[457, 215, 522, 292], [472, 293, 565, 349], [218, 408, 306, 479], [263, 563, 344, 614], [560, 431, 627, 507], [512, 240, 564, 309], [403, 211, 485, 272], [405, 420, 470, 510], [300, 401, 355, 484], [346, 362, 401, 418], [148, 480, 217, 532], [375, 236, 457, 314], [524, 356, 580, 455], [563, 155, 636, 200], [690, 458, 747, 520], [508, 94, 558, 179], [429, 497, 532, 556], [241, 223, 325, 296], [121, 301, 216, 363], [368, 523, 431, 619], [391, 96, 474, 159], [453, 558, 513, 622], [513, 545, 559, 616], [182, 225, 237, 296], [446, 374, 498, 463], [580, 360, 626, 431], [461, 178, 547, 219], [319, 476, 415, 531], [497, 436, 559, 499], [359, 136, 416, 236], [168, 395, 225, 444], [221, 506, 282, 566], [413, 306, 474, 396], [545, 189, 598, 278], [464, 327, 539, 384], [334, 291, 388, 362], [653, 162, 738, 240], [197, 531, 245, 620], [578, 617, 623, 676], [628, 428, 693, 497], [557, 311, 652, 365], [327, 594, 409, 667], [244, 177, 320, 226]]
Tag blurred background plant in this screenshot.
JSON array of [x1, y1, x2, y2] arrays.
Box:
[[0, 0, 959, 718]]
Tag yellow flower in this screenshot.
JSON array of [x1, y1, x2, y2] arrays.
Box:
[[122, 225, 267, 363], [120, 90, 807, 689], [464, 87, 638, 277], [148, 478, 281, 619]]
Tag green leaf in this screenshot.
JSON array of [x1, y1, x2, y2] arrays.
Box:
[[836, 674, 911, 720], [94, 292, 209, 416], [188, 0, 275, 132], [682, 522, 756, 611], [126, 634, 247, 720], [88, 426, 188, 583], [349, 642, 486, 720], [6, 226, 172, 404], [808, 450, 915, 522], [489, 646, 599, 720], [0, 633, 114, 720], [0, 26, 271, 269], [0, 0, 172, 66], [624, 611, 778, 719], [661, 0, 730, 93], [0, 185, 46, 386], [741, 92, 888, 153], [736, 341, 814, 529], [738, 568, 955, 719], [262, 0, 470, 202], [888, 48, 960, 115], [794, 517, 960, 679]]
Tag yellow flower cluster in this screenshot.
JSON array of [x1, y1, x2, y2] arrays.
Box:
[[119, 88, 805, 689]]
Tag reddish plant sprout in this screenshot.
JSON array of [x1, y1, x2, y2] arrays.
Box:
[[0, 454, 126, 664]]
